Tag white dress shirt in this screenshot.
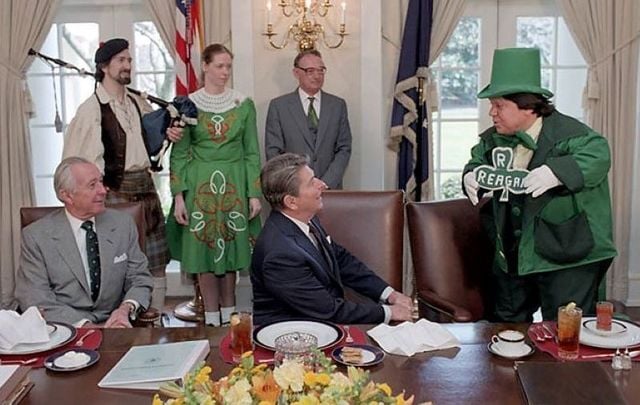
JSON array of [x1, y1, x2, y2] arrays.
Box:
[[298, 88, 322, 118]]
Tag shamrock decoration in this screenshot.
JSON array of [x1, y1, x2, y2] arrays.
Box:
[[473, 147, 529, 202]]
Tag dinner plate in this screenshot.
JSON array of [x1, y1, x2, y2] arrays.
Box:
[[254, 320, 344, 350], [487, 342, 535, 360], [582, 319, 628, 337], [44, 348, 99, 372], [580, 317, 640, 349], [0, 322, 76, 355], [47, 323, 58, 335], [331, 344, 385, 367]]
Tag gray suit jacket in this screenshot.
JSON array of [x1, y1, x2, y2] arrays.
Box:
[[265, 89, 352, 189], [16, 208, 152, 324]]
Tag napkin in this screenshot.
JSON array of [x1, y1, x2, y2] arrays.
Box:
[[0, 307, 50, 350], [367, 319, 460, 356]]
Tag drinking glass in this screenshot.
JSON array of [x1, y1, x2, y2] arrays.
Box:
[[557, 305, 582, 360], [230, 311, 253, 363], [274, 332, 318, 369], [596, 301, 614, 331]]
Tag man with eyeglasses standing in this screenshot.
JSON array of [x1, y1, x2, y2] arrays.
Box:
[[265, 49, 352, 189]]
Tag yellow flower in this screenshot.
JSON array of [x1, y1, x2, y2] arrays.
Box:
[[273, 359, 305, 392], [377, 383, 392, 396], [195, 366, 212, 385], [304, 371, 318, 387], [395, 392, 415, 405], [252, 371, 281, 403], [223, 378, 253, 404], [152, 394, 163, 405], [315, 373, 331, 386], [293, 394, 321, 405]]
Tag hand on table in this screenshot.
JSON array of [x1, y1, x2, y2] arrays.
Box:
[[104, 305, 132, 328]]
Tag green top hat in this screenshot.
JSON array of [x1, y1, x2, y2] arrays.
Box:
[[477, 48, 553, 99]]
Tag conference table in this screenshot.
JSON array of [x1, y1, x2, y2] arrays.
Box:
[[20, 322, 640, 404]]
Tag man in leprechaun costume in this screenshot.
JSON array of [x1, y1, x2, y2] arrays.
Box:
[[462, 48, 617, 322]]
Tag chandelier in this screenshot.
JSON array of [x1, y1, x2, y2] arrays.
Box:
[[264, 0, 348, 52]]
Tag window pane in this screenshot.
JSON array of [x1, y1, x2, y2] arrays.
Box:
[[440, 121, 479, 170], [34, 176, 60, 206], [438, 17, 480, 67], [27, 75, 57, 126], [136, 73, 176, 101], [517, 17, 554, 65], [541, 68, 552, 92], [439, 172, 464, 200], [134, 22, 174, 71], [62, 74, 96, 123], [557, 18, 585, 65], [59, 23, 99, 71], [31, 127, 63, 176], [555, 68, 587, 119], [30, 25, 59, 74], [440, 69, 478, 119]]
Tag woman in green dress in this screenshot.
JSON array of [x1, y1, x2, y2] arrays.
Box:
[[167, 44, 262, 326]]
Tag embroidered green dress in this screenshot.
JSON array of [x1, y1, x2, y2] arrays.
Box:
[[167, 88, 262, 274]]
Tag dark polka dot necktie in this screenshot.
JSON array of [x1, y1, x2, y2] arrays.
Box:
[[81, 220, 101, 301]]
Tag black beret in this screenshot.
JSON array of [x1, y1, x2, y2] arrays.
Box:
[[94, 38, 129, 64]]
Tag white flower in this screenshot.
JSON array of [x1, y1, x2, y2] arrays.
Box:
[[222, 378, 252, 404], [273, 359, 305, 392]]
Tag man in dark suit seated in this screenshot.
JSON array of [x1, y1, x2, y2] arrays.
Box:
[[251, 153, 413, 325], [15, 157, 153, 328]]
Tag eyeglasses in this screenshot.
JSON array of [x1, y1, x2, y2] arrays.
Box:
[[296, 66, 327, 75]]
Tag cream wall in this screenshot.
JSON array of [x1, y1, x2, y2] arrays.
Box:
[[231, 0, 391, 191]]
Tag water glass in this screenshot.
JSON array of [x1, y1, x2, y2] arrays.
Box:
[[557, 305, 582, 360], [230, 311, 253, 363], [596, 301, 614, 331]]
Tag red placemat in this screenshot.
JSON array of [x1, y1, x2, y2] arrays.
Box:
[[0, 328, 103, 368], [218, 324, 368, 364], [528, 322, 640, 362]]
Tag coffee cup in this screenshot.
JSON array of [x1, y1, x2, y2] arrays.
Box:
[[491, 330, 527, 356]]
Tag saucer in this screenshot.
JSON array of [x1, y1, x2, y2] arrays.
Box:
[[487, 342, 534, 359], [583, 319, 627, 337], [44, 348, 99, 372], [331, 344, 385, 367]]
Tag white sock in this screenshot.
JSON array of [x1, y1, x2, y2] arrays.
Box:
[[205, 311, 221, 326], [220, 306, 236, 324]]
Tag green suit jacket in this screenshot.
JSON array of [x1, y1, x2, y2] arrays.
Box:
[[463, 111, 617, 275]]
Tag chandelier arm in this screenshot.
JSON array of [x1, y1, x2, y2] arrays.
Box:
[[279, 0, 294, 17], [321, 25, 347, 49]]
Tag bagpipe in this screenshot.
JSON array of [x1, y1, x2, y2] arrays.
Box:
[[28, 49, 198, 171]]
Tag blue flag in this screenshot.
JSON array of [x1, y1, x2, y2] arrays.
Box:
[[389, 0, 433, 201]]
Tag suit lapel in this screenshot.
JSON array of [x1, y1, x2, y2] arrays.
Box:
[[286, 91, 316, 151], [314, 91, 332, 153], [49, 211, 91, 297], [95, 212, 117, 301]]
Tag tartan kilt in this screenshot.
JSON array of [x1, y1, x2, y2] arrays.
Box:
[[106, 170, 169, 277]]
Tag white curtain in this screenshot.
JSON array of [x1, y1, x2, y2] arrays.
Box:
[[0, 0, 60, 309], [144, 0, 175, 53], [382, 0, 467, 294], [556, 0, 640, 301]]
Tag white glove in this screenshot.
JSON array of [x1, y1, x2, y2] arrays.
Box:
[[463, 171, 479, 206], [523, 165, 561, 198]]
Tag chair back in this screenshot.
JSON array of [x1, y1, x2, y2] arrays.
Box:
[[20, 202, 146, 252], [317, 190, 404, 291], [407, 198, 493, 322]]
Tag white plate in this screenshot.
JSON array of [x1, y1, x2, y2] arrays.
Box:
[[582, 319, 627, 337], [487, 342, 535, 359], [331, 344, 385, 367], [44, 348, 100, 372], [0, 322, 76, 355], [254, 320, 343, 350], [580, 317, 640, 349]]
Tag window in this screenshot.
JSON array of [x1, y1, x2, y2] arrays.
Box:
[[431, 0, 587, 200]]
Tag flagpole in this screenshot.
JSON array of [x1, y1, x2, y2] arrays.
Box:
[[415, 76, 425, 201]]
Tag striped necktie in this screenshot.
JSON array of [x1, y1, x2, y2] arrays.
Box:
[[81, 220, 101, 301], [307, 96, 319, 131]]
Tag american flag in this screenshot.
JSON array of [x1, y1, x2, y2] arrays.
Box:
[[176, 0, 203, 96]]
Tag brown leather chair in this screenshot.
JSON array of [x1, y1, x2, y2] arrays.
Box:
[[20, 202, 146, 251], [316, 190, 404, 291], [19, 202, 159, 326], [407, 198, 493, 322]]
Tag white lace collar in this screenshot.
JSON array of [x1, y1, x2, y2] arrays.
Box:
[[189, 88, 246, 113]]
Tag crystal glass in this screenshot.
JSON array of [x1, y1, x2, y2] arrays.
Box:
[[274, 332, 318, 368], [557, 305, 582, 360], [230, 311, 253, 363]]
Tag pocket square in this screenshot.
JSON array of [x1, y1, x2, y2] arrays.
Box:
[[113, 253, 128, 264]]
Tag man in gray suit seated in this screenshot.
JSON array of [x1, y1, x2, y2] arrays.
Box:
[[265, 49, 352, 189], [16, 157, 152, 328]]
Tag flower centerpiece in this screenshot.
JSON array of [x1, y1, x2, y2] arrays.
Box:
[[153, 350, 424, 404]]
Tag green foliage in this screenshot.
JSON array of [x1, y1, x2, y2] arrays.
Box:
[[440, 176, 464, 200]]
